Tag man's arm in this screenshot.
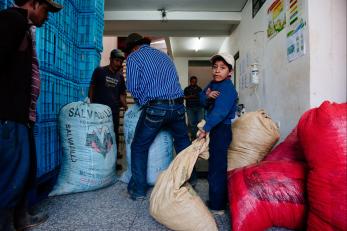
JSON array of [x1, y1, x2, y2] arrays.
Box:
[[88, 68, 99, 103]]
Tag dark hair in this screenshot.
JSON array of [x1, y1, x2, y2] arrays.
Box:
[[190, 76, 197, 81], [212, 56, 233, 71]]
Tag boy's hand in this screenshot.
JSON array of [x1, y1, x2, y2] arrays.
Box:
[[208, 90, 220, 99], [197, 129, 207, 139]]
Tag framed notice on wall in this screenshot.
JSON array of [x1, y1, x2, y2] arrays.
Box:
[[286, 0, 306, 62], [267, 0, 286, 39]]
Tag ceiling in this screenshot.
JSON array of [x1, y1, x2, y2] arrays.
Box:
[[104, 0, 248, 57]]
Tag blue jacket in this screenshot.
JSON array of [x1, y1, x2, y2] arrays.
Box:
[[200, 79, 238, 132]]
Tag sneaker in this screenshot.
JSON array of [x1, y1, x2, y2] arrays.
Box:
[[127, 189, 146, 201], [14, 211, 48, 231], [210, 209, 225, 216]]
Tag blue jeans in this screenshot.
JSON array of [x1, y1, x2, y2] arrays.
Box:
[[208, 122, 232, 210], [186, 107, 204, 140], [127, 103, 191, 197], [0, 121, 31, 209]]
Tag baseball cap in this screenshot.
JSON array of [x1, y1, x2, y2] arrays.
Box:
[[124, 33, 151, 53], [43, 0, 63, 12], [210, 53, 235, 69], [110, 49, 125, 59]]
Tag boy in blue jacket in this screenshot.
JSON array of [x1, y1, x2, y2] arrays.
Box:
[[199, 53, 238, 214]]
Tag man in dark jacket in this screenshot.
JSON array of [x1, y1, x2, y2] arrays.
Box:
[[0, 0, 62, 230]]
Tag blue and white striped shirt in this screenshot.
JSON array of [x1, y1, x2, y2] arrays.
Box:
[[126, 45, 184, 106]]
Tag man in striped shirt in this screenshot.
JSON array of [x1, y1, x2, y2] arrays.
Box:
[[124, 33, 191, 200]]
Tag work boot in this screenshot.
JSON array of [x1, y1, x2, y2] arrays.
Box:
[[14, 211, 48, 231], [0, 209, 16, 231]]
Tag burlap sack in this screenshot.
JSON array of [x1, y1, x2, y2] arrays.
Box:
[[228, 110, 280, 171], [149, 130, 218, 231]]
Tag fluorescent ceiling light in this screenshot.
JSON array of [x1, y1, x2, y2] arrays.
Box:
[[194, 37, 202, 52], [151, 40, 165, 45]]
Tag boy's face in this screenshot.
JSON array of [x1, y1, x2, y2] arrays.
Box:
[[212, 60, 232, 82]]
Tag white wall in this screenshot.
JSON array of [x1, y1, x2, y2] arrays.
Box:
[[101, 37, 118, 66], [173, 57, 189, 89], [188, 66, 211, 89], [307, 0, 347, 106], [220, 0, 311, 139]]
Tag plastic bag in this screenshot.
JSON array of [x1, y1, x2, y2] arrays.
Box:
[[265, 127, 305, 162], [120, 104, 173, 185], [228, 161, 306, 231], [50, 101, 117, 196], [298, 101, 347, 231]]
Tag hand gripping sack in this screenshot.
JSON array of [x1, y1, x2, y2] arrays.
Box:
[[228, 161, 307, 231], [228, 110, 280, 171], [50, 101, 117, 196], [120, 104, 173, 185], [297, 101, 347, 231], [150, 136, 218, 231], [264, 126, 305, 162]]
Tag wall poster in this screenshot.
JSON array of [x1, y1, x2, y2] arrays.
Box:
[[267, 0, 286, 39], [286, 0, 306, 62]]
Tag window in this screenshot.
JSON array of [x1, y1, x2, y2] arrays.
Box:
[[253, 0, 267, 17]]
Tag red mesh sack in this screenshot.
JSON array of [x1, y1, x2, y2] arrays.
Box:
[[228, 161, 307, 231], [297, 101, 347, 231], [265, 127, 305, 162]]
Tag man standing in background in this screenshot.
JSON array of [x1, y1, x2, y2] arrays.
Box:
[[89, 49, 127, 170], [184, 76, 203, 140], [124, 33, 191, 200], [0, 0, 63, 230]]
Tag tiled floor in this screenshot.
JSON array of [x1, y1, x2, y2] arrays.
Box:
[[32, 179, 230, 231]]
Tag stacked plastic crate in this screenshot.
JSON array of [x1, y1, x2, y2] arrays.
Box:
[[34, 0, 81, 178], [77, 0, 104, 98], [1, 1, 103, 183], [0, 0, 11, 9]]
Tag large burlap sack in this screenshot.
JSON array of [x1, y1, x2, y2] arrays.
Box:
[[298, 101, 347, 231], [228, 161, 307, 231], [150, 133, 218, 231], [228, 110, 280, 171], [120, 104, 173, 185], [50, 100, 117, 196]]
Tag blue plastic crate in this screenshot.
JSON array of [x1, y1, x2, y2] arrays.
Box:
[[0, 2, 5, 10], [34, 121, 61, 177], [62, 0, 78, 44], [36, 23, 57, 73], [6, 0, 13, 7], [37, 71, 81, 122], [78, 48, 101, 82], [77, 0, 104, 14], [77, 12, 104, 51]]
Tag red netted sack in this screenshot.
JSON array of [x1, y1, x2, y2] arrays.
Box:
[[297, 101, 347, 231], [264, 127, 305, 162], [228, 161, 307, 231]]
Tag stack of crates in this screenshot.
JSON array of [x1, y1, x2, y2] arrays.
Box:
[[76, 0, 104, 97], [0, 1, 103, 185]]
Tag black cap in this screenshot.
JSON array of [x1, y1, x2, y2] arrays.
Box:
[[124, 33, 151, 53], [110, 49, 125, 59], [43, 0, 63, 12]]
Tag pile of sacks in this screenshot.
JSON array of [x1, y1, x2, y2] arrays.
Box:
[[227, 101, 346, 231], [147, 101, 346, 231]]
